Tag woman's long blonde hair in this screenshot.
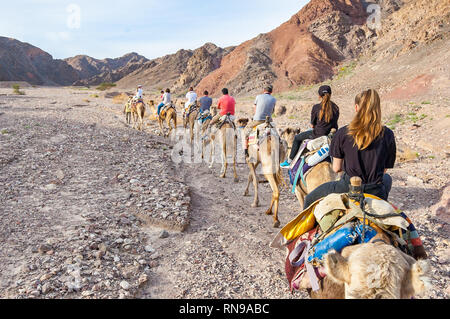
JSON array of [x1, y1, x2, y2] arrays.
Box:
[[348, 89, 384, 150]]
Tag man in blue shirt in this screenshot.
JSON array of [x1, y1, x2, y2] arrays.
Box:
[[199, 91, 213, 113]]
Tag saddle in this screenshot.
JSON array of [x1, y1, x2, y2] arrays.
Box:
[[248, 118, 278, 147], [271, 188, 426, 293], [215, 113, 236, 130], [197, 110, 212, 124], [160, 103, 175, 117], [131, 98, 145, 110], [185, 102, 198, 118], [288, 133, 334, 190]]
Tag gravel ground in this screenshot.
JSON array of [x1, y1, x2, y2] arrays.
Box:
[[0, 87, 448, 299]]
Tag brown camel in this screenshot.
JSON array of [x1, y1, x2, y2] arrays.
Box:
[[182, 102, 199, 144], [158, 102, 177, 138], [306, 241, 431, 299], [209, 115, 238, 182], [131, 99, 146, 131], [280, 128, 338, 208], [241, 118, 288, 228]]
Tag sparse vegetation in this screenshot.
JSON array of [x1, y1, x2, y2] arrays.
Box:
[[90, 94, 99, 98], [96, 83, 116, 91], [335, 61, 357, 80], [421, 101, 431, 105], [12, 84, 25, 95], [1, 129, 8, 135], [387, 113, 404, 129]]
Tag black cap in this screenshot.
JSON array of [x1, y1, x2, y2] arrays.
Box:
[[318, 85, 332, 96]]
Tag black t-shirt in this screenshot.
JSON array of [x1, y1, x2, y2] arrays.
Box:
[[330, 126, 396, 184], [311, 102, 339, 138]]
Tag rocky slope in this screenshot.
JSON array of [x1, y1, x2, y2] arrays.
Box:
[[66, 53, 149, 86], [196, 0, 370, 97], [116, 43, 234, 93], [0, 37, 80, 86]]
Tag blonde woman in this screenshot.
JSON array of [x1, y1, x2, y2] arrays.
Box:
[[303, 89, 396, 209]]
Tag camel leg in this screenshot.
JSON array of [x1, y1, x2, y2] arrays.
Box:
[[243, 172, 252, 196], [220, 131, 227, 178], [266, 173, 281, 228], [158, 118, 164, 136], [248, 162, 259, 207], [294, 185, 306, 209], [209, 135, 215, 169], [233, 133, 238, 183]]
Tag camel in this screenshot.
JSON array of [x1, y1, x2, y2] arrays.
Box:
[[241, 118, 288, 228], [307, 241, 431, 299], [158, 102, 177, 138], [198, 115, 212, 160], [182, 101, 199, 144], [131, 99, 146, 131], [280, 128, 338, 208], [209, 114, 238, 182]]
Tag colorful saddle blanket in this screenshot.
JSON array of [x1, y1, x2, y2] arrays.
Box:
[[197, 110, 212, 124], [272, 193, 427, 292]]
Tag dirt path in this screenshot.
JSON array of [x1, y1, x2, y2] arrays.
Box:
[[0, 87, 448, 299]]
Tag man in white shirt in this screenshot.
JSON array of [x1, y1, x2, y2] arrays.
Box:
[[185, 87, 197, 113], [135, 85, 143, 101]]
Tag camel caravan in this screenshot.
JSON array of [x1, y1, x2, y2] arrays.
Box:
[[121, 84, 431, 299]]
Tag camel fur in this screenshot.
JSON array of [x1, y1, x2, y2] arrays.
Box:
[[310, 241, 431, 299]]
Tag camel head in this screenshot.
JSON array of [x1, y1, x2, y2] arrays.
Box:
[[236, 118, 249, 128], [148, 100, 155, 106], [324, 242, 431, 299], [280, 127, 301, 149]]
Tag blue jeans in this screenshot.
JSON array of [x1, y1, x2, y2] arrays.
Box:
[[303, 173, 393, 210], [157, 103, 165, 115]]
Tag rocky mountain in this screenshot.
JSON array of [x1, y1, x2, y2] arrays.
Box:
[[196, 0, 372, 97], [66, 53, 149, 86], [115, 43, 234, 93], [0, 36, 80, 86]]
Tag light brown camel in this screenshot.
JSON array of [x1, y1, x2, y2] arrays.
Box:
[[209, 115, 238, 182], [280, 128, 338, 208], [158, 102, 177, 138], [131, 99, 146, 131], [182, 102, 199, 144], [199, 116, 212, 160], [241, 118, 288, 228], [306, 241, 431, 299]]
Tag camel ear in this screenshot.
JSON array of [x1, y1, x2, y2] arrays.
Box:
[[324, 250, 351, 285], [401, 260, 431, 298]]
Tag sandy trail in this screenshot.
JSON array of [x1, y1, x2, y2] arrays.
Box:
[[0, 87, 448, 299]]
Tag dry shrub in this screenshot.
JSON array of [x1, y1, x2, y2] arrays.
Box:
[[397, 148, 419, 162], [112, 93, 131, 104]]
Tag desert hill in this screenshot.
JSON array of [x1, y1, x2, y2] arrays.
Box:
[[0, 36, 79, 86]]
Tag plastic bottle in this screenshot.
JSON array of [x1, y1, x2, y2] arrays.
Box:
[[306, 144, 330, 166]]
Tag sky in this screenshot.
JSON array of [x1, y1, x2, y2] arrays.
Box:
[[0, 0, 308, 60]]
